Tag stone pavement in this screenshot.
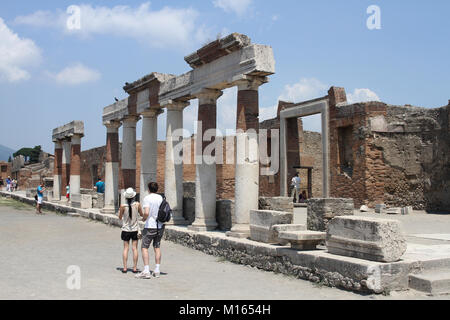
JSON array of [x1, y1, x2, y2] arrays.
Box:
[[0, 203, 447, 300]]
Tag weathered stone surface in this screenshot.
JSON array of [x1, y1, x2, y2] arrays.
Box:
[[259, 197, 293, 212], [272, 224, 306, 245], [52, 121, 84, 141], [386, 208, 402, 215], [102, 98, 129, 124], [375, 204, 386, 214], [250, 210, 293, 243], [307, 198, 354, 232], [71, 194, 93, 209], [216, 199, 234, 231], [326, 216, 407, 262], [278, 231, 326, 250]]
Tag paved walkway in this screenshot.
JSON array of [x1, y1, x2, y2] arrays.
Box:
[[0, 202, 446, 300]]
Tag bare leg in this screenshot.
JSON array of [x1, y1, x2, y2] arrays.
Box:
[[154, 247, 161, 265], [132, 240, 138, 272], [142, 247, 149, 268], [122, 241, 129, 272]]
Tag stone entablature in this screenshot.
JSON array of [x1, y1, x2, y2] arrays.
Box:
[[102, 98, 129, 124], [159, 33, 275, 105], [52, 121, 84, 142]]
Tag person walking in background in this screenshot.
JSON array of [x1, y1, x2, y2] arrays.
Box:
[[66, 184, 70, 202], [6, 176, 11, 192], [36, 183, 45, 214], [136, 182, 165, 279], [94, 177, 105, 194], [291, 173, 301, 203], [118, 188, 142, 274]]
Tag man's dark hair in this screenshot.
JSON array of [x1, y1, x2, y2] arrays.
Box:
[[148, 182, 158, 193], [98, 177, 102, 181]]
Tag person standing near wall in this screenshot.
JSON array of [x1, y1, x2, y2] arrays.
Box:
[[66, 184, 70, 202], [291, 173, 301, 203], [94, 177, 105, 194], [6, 176, 11, 192], [36, 183, 45, 214]]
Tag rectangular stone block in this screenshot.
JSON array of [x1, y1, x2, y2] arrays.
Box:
[[293, 203, 307, 225], [278, 231, 326, 250], [326, 216, 407, 262], [250, 210, 293, 244], [375, 204, 386, 214], [272, 224, 306, 245], [307, 198, 354, 232], [71, 194, 93, 209], [259, 197, 293, 212]]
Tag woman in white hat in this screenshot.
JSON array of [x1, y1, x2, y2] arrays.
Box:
[[118, 187, 143, 274]]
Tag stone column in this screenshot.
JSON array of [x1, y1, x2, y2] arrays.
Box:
[[53, 140, 63, 201], [227, 78, 265, 238], [102, 121, 121, 214], [121, 115, 139, 191], [189, 89, 223, 232], [69, 134, 82, 197], [140, 109, 162, 202], [164, 101, 189, 225], [61, 138, 72, 198]]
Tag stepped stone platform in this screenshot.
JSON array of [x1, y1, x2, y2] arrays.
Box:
[[2, 190, 450, 295]]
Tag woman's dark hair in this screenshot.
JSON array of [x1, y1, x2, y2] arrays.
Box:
[[148, 182, 158, 193], [127, 197, 134, 219]]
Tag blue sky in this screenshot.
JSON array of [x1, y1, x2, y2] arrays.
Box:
[[0, 0, 449, 154]]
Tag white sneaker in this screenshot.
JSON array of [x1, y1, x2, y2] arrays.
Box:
[[153, 271, 160, 278], [135, 271, 152, 279]]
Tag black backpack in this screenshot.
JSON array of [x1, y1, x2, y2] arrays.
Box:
[[157, 195, 172, 225]]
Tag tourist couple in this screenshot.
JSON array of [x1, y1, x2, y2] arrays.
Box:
[[119, 182, 165, 279]]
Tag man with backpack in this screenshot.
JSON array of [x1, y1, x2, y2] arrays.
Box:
[[136, 182, 171, 279]]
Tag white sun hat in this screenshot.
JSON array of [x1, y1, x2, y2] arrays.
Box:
[[124, 188, 137, 199]]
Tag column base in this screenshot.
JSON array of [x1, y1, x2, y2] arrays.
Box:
[[188, 221, 218, 232], [226, 224, 251, 239], [167, 212, 190, 226], [101, 206, 117, 215]]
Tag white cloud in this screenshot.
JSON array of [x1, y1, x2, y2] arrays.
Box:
[[279, 78, 328, 102], [347, 88, 380, 103], [213, 0, 253, 16], [0, 18, 42, 82], [14, 3, 208, 49], [47, 63, 101, 86]]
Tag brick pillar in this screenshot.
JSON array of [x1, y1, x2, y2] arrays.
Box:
[[53, 140, 63, 201], [227, 77, 266, 238], [164, 101, 189, 225], [121, 115, 139, 192], [102, 121, 121, 214], [69, 134, 82, 197], [61, 138, 71, 198], [189, 89, 223, 232], [140, 109, 163, 202]]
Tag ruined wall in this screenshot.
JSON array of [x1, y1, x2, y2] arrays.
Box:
[[301, 131, 323, 197], [328, 86, 450, 211], [368, 104, 450, 211]]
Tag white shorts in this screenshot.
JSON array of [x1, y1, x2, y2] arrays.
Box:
[[37, 196, 43, 204]]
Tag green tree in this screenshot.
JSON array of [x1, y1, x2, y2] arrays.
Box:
[[13, 146, 42, 164]]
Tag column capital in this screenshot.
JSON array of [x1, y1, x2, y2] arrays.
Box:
[[122, 115, 141, 124], [235, 76, 268, 91], [53, 139, 63, 147], [70, 134, 82, 145], [162, 100, 190, 111], [195, 89, 223, 105], [142, 108, 164, 119], [104, 120, 122, 130]]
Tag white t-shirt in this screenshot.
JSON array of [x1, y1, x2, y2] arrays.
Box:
[[142, 193, 164, 229], [291, 176, 301, 189]]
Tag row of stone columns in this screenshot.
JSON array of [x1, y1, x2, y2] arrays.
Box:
[[102, 78, 264, 237], [53, 134, 82, 201]]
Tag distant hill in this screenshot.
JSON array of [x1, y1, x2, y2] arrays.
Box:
[[0, 144, 16, 162]]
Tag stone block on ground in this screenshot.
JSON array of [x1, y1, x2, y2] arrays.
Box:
[[216, 200, 233, 231], [375, 204, 386, 214], [250, 210, 293, 243], [307, 198, 354, 232], [386, 208, 402, 215], [293, 203, 307, 225], [259, 197, 293, 212], [278, 231, 326, 250], [272, 224, 306, 245], [71, 194, 93, 209], [326, 216, 407, 262]]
